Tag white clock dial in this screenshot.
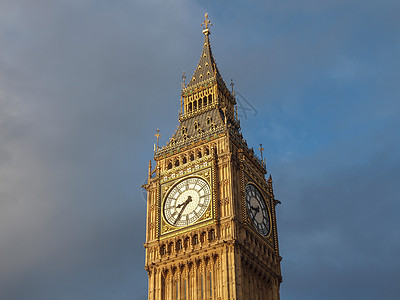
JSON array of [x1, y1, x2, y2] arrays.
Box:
[[164, 177, 211, 227], [245, 183, 270, 236]]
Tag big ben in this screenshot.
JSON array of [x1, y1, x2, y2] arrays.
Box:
[[143, 14, 282, 300]]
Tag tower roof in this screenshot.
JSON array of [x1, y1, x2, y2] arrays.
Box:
[[185, 14, 223, 90]]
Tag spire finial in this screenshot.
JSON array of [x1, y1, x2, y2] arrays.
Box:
[[230, 79, 235, 93], [201, 13, 212, 35]]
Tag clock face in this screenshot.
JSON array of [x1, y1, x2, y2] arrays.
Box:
[[164, 177, 211, 227], [245, 183, 270, 236]]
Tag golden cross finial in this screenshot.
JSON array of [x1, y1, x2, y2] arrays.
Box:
[[155, 128, 161, 149], [201, 13, 212, 33], [230, 79, 235, 93], [258, 143, 265, 161]]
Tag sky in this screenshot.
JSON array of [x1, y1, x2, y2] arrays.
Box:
[[0, 0, 399, 299]]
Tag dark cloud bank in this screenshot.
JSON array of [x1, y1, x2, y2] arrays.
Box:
[[0, 1, 399, 299]]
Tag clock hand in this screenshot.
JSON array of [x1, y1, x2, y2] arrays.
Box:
[[174, 202, 189, 225], [174, 196, 193, 225], [250, 205, 260, 215], [176, 195, 193, 209]]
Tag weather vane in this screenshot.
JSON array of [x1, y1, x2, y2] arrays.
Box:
[[258, 143, 265, 162]]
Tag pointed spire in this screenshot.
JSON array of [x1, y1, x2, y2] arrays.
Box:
[[185, 13, 222, 89]]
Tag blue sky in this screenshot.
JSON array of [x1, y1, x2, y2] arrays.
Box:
[[0, 0, 399, 299]]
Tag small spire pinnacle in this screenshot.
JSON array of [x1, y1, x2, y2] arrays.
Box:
[[148, 160, 152, 180], [201, 13, 212, 35], [258, 143, 265, 162], [154, 128, 161, 150], [230, 78, 235, 93], [181, 71, 186, 89], [235, 105, 238, 121]]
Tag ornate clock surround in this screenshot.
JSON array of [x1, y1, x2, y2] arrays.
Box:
[[240, 148, 275, 245], [158, 152, 218, 238], [243, 180, 272, 238]]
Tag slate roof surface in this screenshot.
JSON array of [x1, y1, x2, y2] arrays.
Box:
[[170, 107, 225, 144], [186, 34, 223, 89]]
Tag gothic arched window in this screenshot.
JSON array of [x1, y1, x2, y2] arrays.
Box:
[[184, 237, 190, 249], [205, 147, 210, 155], [209, 229, 215, 241], [160, 244, 166, 256], [176, 240, 183, 251]]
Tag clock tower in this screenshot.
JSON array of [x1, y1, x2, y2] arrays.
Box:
[[143, 14, 282, 300]]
